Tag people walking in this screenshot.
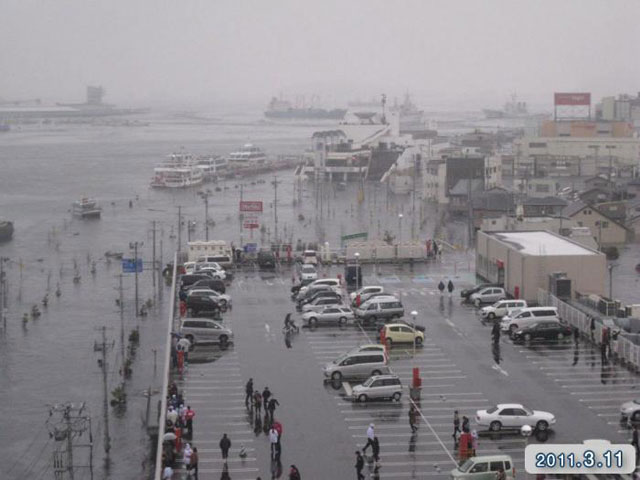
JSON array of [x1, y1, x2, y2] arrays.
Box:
[[184, 443, 193, 475], [269, 426, 279, 459], [253, 390, 262, 417], [219, 433, 231, 461], [371, 436, 380, 464], [632, 425, 639, 463], [462, 415, 470, 433], [409, 405, 418, 433], [590, 316, 596, 342], [355, 451, 365, 480], [267, 397, 280, 422], [438, 280, 445, 295], [447, 280, 454, 297], [453, 410, 461, 440], [245, 378, 254, 408], [363, 423, 375, 453], [262, 386, 272, 406], [190, 447, 199, 480], [491, 322, 501, 343], [574, 326, 580, 344]]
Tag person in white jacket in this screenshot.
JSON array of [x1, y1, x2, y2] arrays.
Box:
[[362, 423, 375, 453], [269, 427, 279, 459]]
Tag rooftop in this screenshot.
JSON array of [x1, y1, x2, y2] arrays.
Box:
[[487, 231, 599, 256]]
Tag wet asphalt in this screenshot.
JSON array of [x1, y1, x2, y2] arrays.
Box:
[[175, 257, 638, 480]]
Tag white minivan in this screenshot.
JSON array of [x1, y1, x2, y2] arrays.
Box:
[[480, 299, 527, 320], [501, 306, 560, 333]]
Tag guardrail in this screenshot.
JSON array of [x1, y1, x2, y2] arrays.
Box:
[[154, 252, 178, 480], [538, 289, 640, 372]]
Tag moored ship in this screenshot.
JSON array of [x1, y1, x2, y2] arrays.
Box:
[[265, 97, 346, 120], [151, 152, 204, 188], [72, 198, 102, 219], [0, 220, 14, 242]]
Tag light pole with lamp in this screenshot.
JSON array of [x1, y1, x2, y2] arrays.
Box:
[[354, 252, 360, 291], [410, 309, 421, 401], [411, 310, 418, 358], [398, 213, 403, 244]]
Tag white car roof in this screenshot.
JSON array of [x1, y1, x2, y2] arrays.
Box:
[[495, 403, 526, 409]]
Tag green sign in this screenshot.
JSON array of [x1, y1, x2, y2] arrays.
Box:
[[341, 232, 368, 243]]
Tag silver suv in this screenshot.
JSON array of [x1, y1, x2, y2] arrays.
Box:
[[352, 374, 402, 402], [323, 351, 389, 381], [179, 318, 233, 347]]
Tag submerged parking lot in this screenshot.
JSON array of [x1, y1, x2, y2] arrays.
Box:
[[176, 259, 637, 479]]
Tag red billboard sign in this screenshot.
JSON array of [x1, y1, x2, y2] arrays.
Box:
[[239, 201, 263, 213], [554, 92, 591, 106]]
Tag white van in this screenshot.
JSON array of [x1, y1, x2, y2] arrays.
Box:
[[480, 299, 527, 320], [501, 306, 560, 333], [197, 254, 233, 269], [354, 296, 404, 323], [323, 351, 390, 381]]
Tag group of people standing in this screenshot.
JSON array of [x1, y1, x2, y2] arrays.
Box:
[[162, 382, 199, 479]]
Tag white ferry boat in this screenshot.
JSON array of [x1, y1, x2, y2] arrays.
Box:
[[227, 144, 267, 167], [72, 197, 102, 219], [151, 152, 204, 188], [197, 155, 228, 181]]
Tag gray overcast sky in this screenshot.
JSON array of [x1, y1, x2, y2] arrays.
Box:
[[1, 0, 639, 109]]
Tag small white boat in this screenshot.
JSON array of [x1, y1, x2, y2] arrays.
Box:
[[73, 198, 101, 219]]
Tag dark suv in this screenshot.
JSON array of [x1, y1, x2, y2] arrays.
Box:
[[257, 250, 276, 270], [188, 278, 226, 294]]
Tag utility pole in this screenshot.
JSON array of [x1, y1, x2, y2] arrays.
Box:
[[411, 155, 417, 241], [273, 176, 280, 245], [118, 275, 125, 370], [239, 183, 244, 248], [606, 145, 616, 200], [177, 206, 182, 253], [94, 327, 111, 460], [159, 235, 164, 299], [0, 257, 6, 331], [130, 241, 140, 316], [47, 403, 94, 480], [151, 221, 157, 296]]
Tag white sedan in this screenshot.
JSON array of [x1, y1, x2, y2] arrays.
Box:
[[187, 288, 232, 307], [476, 403, 555, 432], [302, 306, 354, 326], [620, 399, 640, 419], [300, 264, 318, 281]]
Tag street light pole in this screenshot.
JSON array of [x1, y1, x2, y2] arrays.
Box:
[[354, 252, 360, 291], [398, 213, 403, 244], [411, 310, 417, 360], [608, 264, 617, 299]]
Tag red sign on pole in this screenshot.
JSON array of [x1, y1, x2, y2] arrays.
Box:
[[240, 201, 263, 213], [554, 92, 591, 106]]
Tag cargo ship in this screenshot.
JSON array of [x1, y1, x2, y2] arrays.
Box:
[[264, 97, 346, 120]]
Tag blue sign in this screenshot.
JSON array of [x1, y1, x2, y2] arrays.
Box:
[[122, 258, 143, 273], [244, 243, 258, 253]]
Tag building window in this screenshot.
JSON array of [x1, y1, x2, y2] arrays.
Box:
[[535, 184, 550, 193]]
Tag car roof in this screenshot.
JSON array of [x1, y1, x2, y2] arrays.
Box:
[[385, 323, 413, 328], [181, 317, 222, 325], [466, 455, 513, 462], [368, 374, 400, 380], [519, 306, 558, 312], [362, 295, 398, 303], [495, 403, 525, 409], [354, 344, 384, 349]]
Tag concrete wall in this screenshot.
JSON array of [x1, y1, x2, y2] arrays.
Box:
[[569, 208, 628, 246]]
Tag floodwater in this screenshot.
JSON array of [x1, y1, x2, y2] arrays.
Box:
[[0, 109, 456, 479]]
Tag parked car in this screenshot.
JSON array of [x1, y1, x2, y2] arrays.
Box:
[[180, 274, 211, 291], [347, 344, 386, 355], [179, 318, 233, 346], [511, 320, 572, 343], [257, 250, 276, 270], [296, 282, 341, 301], [350, 286, 384, 305], [302, 249, 318, 265], [323, 351, 390, 381], [300, 264, 318, 281], [302, 306, 354, 326], [480, 299, 527, 320], [382, 323, 424, 346], [460, 283, 501, 300], [297, 290, 342, 310], [354, 296, 404, 324], [196, 254, 233, 269], [183, 261, 197, 274], [301, 296, 343, 313], [620, 399, 640, 419], [186, 295, 222, 316], [352, 374, 402, 402], [450, 455, 515, 480], [470, 287, 507, 306], [189, 278, 226, 294], [475, 403, 555, 432], [298, 278, 340, 296], [197, 267, 226, 280], [501, 307, 560, 333], [186, 288, 232, 307]]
